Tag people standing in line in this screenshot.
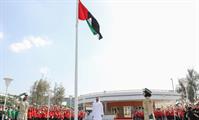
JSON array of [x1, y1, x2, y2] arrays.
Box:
[[7, 107, 12, 120], [91, 97, 104, 120], [11, 106, 18, 120]]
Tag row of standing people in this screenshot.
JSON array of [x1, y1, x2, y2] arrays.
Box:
[[1, 95, 104, 120], [133, 105, 199, 120], [0, 105, 86, 120], [27, 105, 85, 120]]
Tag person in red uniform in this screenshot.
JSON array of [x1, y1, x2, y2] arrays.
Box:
[[28, 107, 32, 120], [64, 109, 70, 120], [154, 108, 162, 120], [78, 110, 85, 120]]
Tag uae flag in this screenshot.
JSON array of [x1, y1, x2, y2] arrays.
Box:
[[78, 0, 103, 40]]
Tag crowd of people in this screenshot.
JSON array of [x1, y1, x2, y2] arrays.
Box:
[[0, 105, 18, 120], [133, 104, 199, 120], [28, 105, 85, 120], [0, 95, 106, 120], [0, 105, 86, 120], [2, 104, 199, 120], [1, 92, 199, 120]]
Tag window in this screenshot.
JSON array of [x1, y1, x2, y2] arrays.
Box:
[[123, 106, 131, 118]]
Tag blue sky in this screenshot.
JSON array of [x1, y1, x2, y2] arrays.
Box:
[[0, 0, 199, 97]]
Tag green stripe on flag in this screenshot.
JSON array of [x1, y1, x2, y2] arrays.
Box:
[[86, 20, 97, 35]]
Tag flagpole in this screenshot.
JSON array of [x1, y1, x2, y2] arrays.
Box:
[[74, 0, 79, 119]]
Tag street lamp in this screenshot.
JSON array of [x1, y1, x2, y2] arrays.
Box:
[[2, 76, 13, 120], [171, 78, 175, 92]]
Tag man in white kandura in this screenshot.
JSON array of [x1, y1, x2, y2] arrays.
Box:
[[91, 97, 104, 120], [15, 93, 29, 120]]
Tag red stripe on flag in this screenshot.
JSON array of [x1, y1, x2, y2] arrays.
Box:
[[78, 0, 88, 20]]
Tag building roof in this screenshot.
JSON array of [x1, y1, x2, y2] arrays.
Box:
[[78, 89, 181, 104]]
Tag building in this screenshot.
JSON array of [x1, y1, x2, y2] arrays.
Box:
[[63, 97, 75, 108], [78, 89, 180, 119]]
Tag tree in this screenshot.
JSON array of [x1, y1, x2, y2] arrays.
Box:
[[187, 84, 195, 103], [176, 69, 199, 103], [30, 81, 38, 105], [186, 69, 199, 103], [30, 79, 50, 105], [176, 78, 187, 100], [52, 83, 65, 105]]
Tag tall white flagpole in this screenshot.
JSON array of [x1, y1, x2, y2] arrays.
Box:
[[74, 0, 79, 119]]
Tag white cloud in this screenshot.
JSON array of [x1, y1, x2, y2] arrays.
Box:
[[10, 36, 52, 53], [29, 36, 51, 47], [0, 32, 3, 41]]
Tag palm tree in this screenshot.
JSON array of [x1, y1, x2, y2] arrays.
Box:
[[176, 69, 199, 103], [176, 78, 187, 101], [186, 69, 199, 103]]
